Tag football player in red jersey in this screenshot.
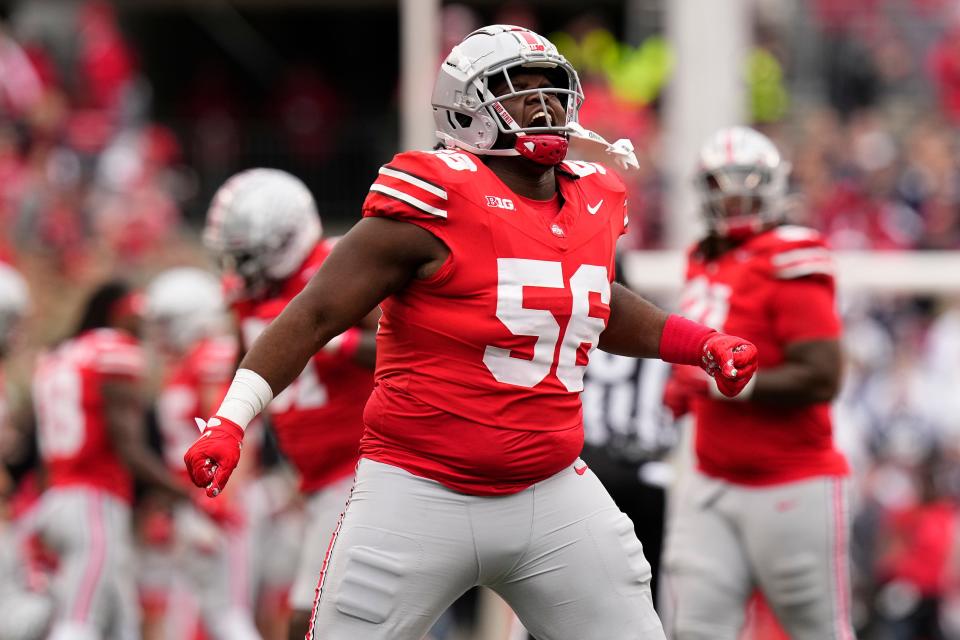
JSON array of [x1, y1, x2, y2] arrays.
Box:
[[661, 127, 853, 640], [145, 267, 263, 640], [202, 168, 378, 640], [184, 25, 758, 640], [32, 281, 204, 640]]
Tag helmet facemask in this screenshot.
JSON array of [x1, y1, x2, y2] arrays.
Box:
[[433, 26, 583, 165], [697, 165, 784, 239], [694, 127, 790, 240], [433, 25, 638, 170]]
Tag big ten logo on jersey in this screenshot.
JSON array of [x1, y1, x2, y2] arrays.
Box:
[[484, 258, 609, 392], [35, 350, 86, 458], [241, 318, 327, 412], [428, 149, 477, 172], [681, 275, 731, 331], [485, 196, 515, 210]]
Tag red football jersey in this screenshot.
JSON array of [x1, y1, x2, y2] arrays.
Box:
[[33, 328, 145, 502], [361, 149, 628, 495], [157, 336, 237, 476], [233, 239, 373, 493], [680, 225, 849, 485]]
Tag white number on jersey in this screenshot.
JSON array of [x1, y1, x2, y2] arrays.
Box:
[[428, 150, 478, 172], [483, 259, 610, 392], [562, 161, 608, 178], [680, 275, 731, 330], [157, 385, 199, 465], [241, 318, 328, 412], [35, 353, 86, 459]]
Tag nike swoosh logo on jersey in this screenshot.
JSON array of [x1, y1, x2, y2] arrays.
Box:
[[574, 463, 588, 475], [587, 199, 603, 215]]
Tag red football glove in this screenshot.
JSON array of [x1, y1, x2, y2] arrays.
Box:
[[183, 416, 244, 498], [700, 333, 759, 398], [663, 365, 710, 418]]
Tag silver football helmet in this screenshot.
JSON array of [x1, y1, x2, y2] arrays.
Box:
[[695, 126, 789, 238], [0, 263, 28, 356], [144, 267, 225, 353], [432, 25, 583, 158], [204, 168, 321, 299], [144, 267, 225, 352]]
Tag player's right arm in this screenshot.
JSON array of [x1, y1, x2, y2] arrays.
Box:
[[185, 216, 446, 496], [242, 216, 444, 395]]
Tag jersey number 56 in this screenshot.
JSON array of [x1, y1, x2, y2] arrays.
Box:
[[484, 258, 609, 392]]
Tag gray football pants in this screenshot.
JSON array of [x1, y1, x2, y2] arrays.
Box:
[[35, 487, 139, 640], [662, 470, 855, 640], [172, 504, 262, 640], [307, 458, 666, 640]]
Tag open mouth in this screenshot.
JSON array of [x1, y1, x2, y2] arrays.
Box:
[[527, 110, 553, 128]]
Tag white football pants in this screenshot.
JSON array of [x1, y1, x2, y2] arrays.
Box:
[[307, 457, 666, 640], [36, 487, 139, 640], [289, 473, 355, 612], [662, 470, 855, 640]]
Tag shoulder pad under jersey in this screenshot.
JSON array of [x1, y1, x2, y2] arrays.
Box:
[[87, 329, 145, 378], [750, 225, 835, 281], [559, 160, 627, 193], [363, 149, 487, 223]]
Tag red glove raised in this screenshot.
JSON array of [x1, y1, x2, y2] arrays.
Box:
[[183, 416, 244, 498], [700, 333, 758, 398], [659, 315, 759, 399]]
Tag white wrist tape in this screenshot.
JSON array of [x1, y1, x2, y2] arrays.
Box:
[[215, 368, 274, 430], [708, 372, 758, 401]]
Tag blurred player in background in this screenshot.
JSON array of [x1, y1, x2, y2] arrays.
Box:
[[0, 263, 52, 640], [31, 280, 201, 640], [202, 168, 377, 640], [145, 267, 262, 640], [661, 126, 852, 640], [183, 25, 758, 640]]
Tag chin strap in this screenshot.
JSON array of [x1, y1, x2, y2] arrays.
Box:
[[436, 124, 640, 171], [564, 122, 640, 171]]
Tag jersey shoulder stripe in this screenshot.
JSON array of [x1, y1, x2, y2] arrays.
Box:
[[756, 227, 835, 281], [368, 184, 447, 218], [379, 166, 447, 200], [365, 150, 462, 220]]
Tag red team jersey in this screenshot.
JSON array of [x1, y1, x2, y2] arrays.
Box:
[[33, 328, 145, 502], [361, 149, 628, 495], [680, 225, 849, 485], [157, 336, 237, 479], [232, 239, 373, 493]]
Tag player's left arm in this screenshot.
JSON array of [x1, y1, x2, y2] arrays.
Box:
[[750, 276, 842, 405], [598, 282, 668, 359], [749, 339, 841, 405], [600, 283, 759, 397]]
